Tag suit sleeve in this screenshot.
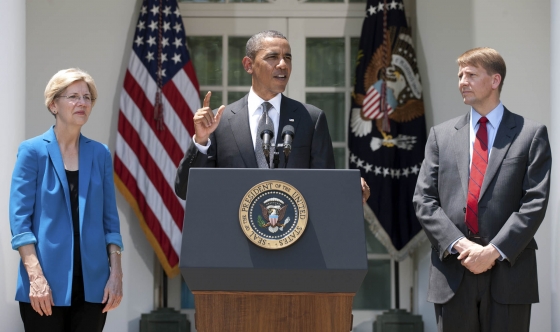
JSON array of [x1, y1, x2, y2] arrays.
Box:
[[491, 125, 551, 265], [310, 110, 335, 169], [175, 134, 217, 200], [9, 141, 39, 250], [413, 127, 464, 261]]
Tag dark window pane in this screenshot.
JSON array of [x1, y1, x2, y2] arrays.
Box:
[[334, 147, 345, 169], [187, 36, 223, 86], [364, 220, 388, 254], [229, 37, 252, 86], [351, 37, 360, 87], [306, 93, 345, 142], [353, 259, 391, 309], [306, 38, 345, 87], [199, 90, 223, 109], [228, 91, 248, 104]]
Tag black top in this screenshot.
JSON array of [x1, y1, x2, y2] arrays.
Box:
[[65, 170, 82, 277]]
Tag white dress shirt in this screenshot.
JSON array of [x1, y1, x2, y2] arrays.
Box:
[[248, 88, 282, 149]]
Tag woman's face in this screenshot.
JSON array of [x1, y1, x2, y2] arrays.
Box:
[[50, 80, 92, 128]]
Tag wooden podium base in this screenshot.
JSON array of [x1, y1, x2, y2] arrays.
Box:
[[192, 291, 354, 332]]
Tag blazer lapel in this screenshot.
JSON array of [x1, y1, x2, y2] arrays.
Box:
[[453, 113, 471, 200], [229, 95, 259, 168], [479, 108, 517, 199], [276, 95, 303, 167], [78, 134, 92, 227], [44, 127, 73, 221]]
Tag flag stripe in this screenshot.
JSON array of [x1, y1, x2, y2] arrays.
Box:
[[119, 87, 183, 194], [114, 156, 180, 267], [115, 132, 183, 254], [117, 113, 185, 228], [123, 70, 184, 165]]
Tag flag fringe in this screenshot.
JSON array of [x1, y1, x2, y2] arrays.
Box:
[[363, 204, 428, 261], [113, 172, 180, 278]]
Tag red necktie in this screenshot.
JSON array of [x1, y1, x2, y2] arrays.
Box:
[[465, 117, 488, 234]]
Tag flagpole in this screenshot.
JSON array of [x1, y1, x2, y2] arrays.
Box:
[[163, 271, 168, 308], [394, 260, 399, 309]]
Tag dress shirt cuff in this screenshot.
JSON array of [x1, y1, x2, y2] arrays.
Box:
[[194, 137, 211, 155], [447, 237, 464, 255], [490, 243, 507, 261]]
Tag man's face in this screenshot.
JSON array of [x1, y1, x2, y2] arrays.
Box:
[[458, 64, 499, 112], [244, 37, 292, 101]]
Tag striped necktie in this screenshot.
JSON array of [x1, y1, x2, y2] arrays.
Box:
[[465, 117, 489, 234]]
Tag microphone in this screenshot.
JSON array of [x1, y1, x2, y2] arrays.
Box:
[[281, 125, 295, 166], [259, 120, 275, 162]]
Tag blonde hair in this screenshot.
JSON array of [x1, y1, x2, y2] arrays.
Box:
[[44, 68, 98, 115], [457, 47, 506, 92]]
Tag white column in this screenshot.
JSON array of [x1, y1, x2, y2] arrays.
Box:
[[551, 0, 560, 330], [0, 0, 25, 330]]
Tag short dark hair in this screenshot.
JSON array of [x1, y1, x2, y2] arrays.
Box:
[[245, 30, 288, 60], [457, 47, 506, 92]]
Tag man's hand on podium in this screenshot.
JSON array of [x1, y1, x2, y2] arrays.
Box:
[[361, 177, 370, 204]]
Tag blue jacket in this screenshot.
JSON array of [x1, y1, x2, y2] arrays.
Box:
[[10, 126, 123, 306]]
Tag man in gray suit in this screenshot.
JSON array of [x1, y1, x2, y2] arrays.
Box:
[[175, 30, 370, 201], [413, 47, 551, 332]]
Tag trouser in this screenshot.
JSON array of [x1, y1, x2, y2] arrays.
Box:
[[434, 270, 531, 332], [19, 274, 107, 332]]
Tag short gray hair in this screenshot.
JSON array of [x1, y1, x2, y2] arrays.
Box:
[[245, 30, 288, 60]]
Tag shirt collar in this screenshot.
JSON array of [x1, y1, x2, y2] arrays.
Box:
[[471, 102, 504, 129], [248, 88, 282, 116]]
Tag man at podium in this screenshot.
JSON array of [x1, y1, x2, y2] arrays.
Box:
[[175, 30, 370, 202]]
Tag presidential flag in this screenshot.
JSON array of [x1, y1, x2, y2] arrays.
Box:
[[349, 0, 427, 260], [114, 0, 200, 277]]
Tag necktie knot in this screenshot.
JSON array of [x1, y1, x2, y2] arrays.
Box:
[[479, 117, 488, 124], [262, 102, 272, 116]]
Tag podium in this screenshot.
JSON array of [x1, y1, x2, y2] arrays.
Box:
[[180, 168, 368, 331]]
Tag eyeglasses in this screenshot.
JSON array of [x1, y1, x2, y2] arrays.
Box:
[[58, 94, 95, 104]]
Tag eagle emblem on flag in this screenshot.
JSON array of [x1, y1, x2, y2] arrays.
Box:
[[350, 28, 424, 152]]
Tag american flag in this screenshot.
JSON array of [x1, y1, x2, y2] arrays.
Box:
[[114, 0, 200, 277]]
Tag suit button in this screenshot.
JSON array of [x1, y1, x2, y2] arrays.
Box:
[[463, 207, 466, 213]]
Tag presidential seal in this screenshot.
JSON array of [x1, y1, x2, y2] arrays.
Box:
[[239, 180, 308, 249]]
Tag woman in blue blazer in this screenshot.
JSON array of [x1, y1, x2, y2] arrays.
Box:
[[9, 68, 124, 332]]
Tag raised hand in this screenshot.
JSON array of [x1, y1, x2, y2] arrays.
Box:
[[193, 91, 225, 145]]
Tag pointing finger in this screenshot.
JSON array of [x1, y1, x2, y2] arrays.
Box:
[[203, 91, 212, 108]]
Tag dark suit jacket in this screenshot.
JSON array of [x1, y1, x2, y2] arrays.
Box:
[[413, 108, 551, 304], [175, 94, 335, 199]]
